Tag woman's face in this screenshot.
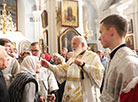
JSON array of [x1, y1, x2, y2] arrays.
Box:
[[57, 58, 62, 64]]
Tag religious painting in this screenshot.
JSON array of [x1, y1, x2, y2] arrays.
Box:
[[127, 19, 133, 34], [43, 30, 49, 53], [43, 30, 48, 45], [11, 42, 16, 49], [125, 35, 134, 50], [61, 0, 79, 27], [39, 39, 43, 49], [19, 40, 31, 53], [88, 43, 97, 52], [41, 10, 48, 28], [58, 27, 80, 52]]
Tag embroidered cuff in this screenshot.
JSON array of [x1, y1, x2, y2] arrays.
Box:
[[80, 62, 85, 68]]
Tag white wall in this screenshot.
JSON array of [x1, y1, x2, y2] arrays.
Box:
[[82, 0, 98, 43], [47, 0, 58, 54], [18, 0, 25, 35], [96, 0, 138, 51], [0, 31, 26, 53], [18, 0, 36, 42]]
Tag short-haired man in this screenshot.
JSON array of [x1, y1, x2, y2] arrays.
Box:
[[99, 14, 138, 102], [41, 36, 104, 102], [30, 42, 41, 58], [0, 38, 20, 87], [30, 42, 54, 63], [30, 42, 59, 101], [0, 45, 10, 102]]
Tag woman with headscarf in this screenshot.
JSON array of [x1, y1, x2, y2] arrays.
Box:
[[9, 56, 44, 102]]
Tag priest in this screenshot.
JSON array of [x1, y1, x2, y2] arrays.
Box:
[[41, 36, 104, 102]]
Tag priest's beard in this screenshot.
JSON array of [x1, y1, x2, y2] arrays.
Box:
[[73, 44, 82, 56]]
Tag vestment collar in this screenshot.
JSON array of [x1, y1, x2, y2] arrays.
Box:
[[79, 50, 86, 55], [110, 44, 126, 59]]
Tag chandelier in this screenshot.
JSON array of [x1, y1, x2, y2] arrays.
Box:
[[0, 1, 16, 34]]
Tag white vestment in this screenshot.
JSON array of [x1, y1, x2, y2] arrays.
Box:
[[100, 47, 138, 102], [48, 50, 104, 102], [37, 67, 59, 100]]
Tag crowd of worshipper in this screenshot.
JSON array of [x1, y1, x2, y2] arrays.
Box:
[[0, 38, 74, 102], [0, 14, 138, 102]]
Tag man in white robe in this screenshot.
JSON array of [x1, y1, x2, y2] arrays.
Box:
[[30, 42, 59, 101], [41, 36, 104, 102], [37, 67, 59, 100], [99, 14, 138, 102]]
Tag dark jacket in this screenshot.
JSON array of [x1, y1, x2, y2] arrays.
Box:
[[8, 72, 38, 102], [0, 70, 10, 102]]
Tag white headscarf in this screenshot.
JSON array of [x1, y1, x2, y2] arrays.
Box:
[[20, 56, 39, 75]]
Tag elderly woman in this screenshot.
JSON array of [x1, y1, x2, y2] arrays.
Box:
[[9, 56, 43, 102], [57, 55, 65, 65]]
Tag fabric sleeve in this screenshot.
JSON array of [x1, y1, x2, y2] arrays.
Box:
[[48, 63, 68, 83], [82, 54, 104, 88], [22, 82, 36, 102], [47, 70, 59, 92]]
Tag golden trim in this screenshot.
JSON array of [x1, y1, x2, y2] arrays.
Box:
[[66, 77, 81, 81]]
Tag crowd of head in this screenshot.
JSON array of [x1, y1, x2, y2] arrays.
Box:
[[0, 37, 75, 102], [0, 14, 138, 102]]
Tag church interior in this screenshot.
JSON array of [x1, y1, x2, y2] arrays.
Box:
[[1, 0, 138, 102], [0, 0, 138, 55]]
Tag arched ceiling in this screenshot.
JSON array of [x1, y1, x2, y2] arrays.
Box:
[[85, 0, 114, 11]]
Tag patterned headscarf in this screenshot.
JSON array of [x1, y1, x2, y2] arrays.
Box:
[[20, 56, 39, 75]]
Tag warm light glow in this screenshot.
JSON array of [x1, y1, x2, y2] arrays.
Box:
[[83, 20, 93, 40], [0, 2, 16, 34]]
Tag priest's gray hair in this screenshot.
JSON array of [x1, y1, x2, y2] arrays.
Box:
[[73, 36, 88, 49]]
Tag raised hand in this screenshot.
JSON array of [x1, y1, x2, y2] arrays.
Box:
[[41, 59, 49, 68], [74, 59, 83, 67]]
